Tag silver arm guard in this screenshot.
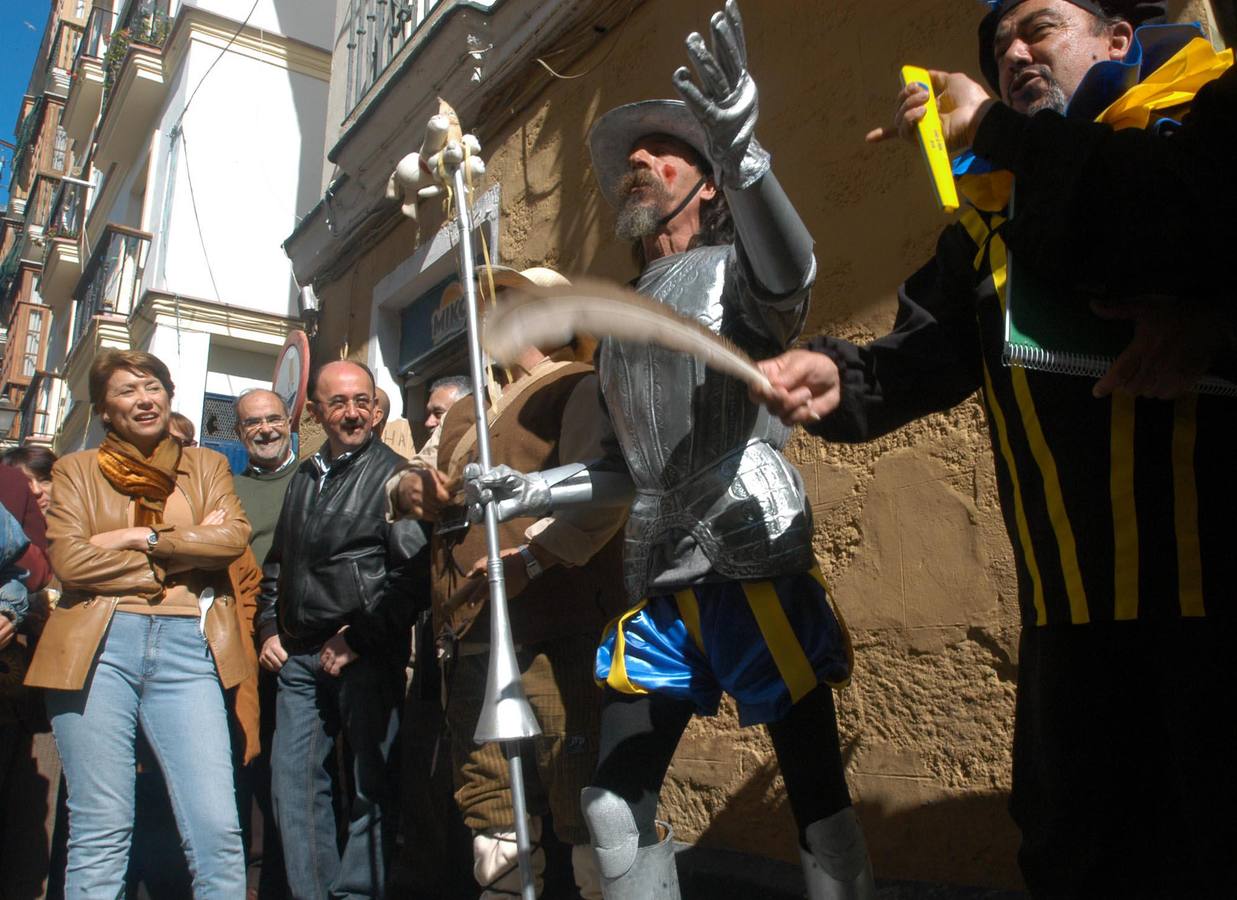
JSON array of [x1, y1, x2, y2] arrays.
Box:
[[465, 461, 635, 524], [726, 170, 816, 298]]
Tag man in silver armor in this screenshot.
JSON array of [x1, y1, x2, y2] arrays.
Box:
[[472, 4, 874, 898]]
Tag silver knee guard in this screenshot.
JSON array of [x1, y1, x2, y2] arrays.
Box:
[[580, 787, 680, 900], [800, 808, 876, 900]]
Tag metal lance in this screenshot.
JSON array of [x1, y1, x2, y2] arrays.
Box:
[[451, 162, 542, 900]]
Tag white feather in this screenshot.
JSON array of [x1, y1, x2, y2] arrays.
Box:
[[482, 277, 773, 392]]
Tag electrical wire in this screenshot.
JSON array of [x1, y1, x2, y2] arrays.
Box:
[[174, 0, 262, 132], [177, 130, 222, 302], [533, 0, 639, 80]]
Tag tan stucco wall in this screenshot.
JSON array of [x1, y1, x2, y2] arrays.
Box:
[[310, 0, 1224, 888]]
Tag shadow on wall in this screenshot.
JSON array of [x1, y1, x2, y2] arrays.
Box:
[[689, 756, 1024, 892], [271, 0, 332, 318], [482, 0, 986, 317]]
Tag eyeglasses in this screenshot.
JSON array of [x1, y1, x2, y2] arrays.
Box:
[[239, 414, 289, 430]]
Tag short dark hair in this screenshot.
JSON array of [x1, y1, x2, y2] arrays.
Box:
[[1, 446, 57, 481], [308, 358, 376, 402], [89, 350, 175, 410]]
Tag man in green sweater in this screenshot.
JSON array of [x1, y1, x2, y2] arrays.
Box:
[[232, 386, 298, 898], [235, 389, 298, 566]]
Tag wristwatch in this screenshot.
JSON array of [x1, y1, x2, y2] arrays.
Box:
[[146, 529, 159, 550], [517, 544, 543, 580]]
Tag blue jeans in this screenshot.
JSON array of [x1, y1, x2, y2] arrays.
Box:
[[271, 648, 400, 900], [45, 612, 245, 899]]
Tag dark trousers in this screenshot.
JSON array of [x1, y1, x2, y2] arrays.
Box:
[[1011, 618, 1237, 898], [271, 650, 400, 900], [591, 684, 851, 848], [235, 669, 289, 898]]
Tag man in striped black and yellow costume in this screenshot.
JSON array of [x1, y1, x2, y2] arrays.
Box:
[[757, 1, 1235, 896]]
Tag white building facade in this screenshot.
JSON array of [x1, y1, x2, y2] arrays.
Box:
[[36, 0, 332, 463]]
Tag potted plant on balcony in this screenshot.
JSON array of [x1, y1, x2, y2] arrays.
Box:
[[101, 28, 130, 102]]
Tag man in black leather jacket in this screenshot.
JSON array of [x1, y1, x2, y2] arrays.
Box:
[[257, 359, 428, 899]]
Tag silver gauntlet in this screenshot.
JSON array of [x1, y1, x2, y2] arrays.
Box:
[[672, 1, 770, 190], [465, 463, 553, 522], [464, 461, 634, 524]]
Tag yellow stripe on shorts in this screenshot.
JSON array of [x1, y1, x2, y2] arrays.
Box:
[[741, 581, 816, 704], [808, 567, 853, 685], [674, 589, 705, 653], [603, 600, 649, 695]]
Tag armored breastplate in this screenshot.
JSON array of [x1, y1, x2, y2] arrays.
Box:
[[598, 245, 814, 600]]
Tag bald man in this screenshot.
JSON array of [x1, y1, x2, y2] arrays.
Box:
[[256, 359, 429, 899]]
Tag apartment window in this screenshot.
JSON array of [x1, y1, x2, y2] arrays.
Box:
[[24, 309, 44, 377], [76, 1, 86, 17]]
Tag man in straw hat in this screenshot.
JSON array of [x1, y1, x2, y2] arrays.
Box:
[[466, 4, 874, 897], [755, 2, 1237, 895], [422, 266, 628, 899]]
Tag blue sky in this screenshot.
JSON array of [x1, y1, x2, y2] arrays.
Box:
[[1, 0, 50, 208]]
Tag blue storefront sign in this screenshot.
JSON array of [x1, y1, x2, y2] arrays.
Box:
[[398, 272, 469, 381]]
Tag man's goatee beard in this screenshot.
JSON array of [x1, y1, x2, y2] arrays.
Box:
[[615, 201, 662, 241], [1026, 80, 1068, 115], [1011, 66, 1068, 115], [614, 170, 672, 241]]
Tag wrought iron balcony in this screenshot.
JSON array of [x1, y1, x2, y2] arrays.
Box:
[[18, 370, 67, 446], [9, 98, 43, 178], [345, 0, 446, 113], [43, 178, 86, 242], [40, 178, 90, 303], [25, 174, 63, 233], [102, 0, 171, 114], [70, 224, 151, 346], [64, 6, 116, 146]]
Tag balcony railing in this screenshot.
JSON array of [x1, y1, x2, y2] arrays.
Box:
[[73, 6, 115, 70], [102, 0, 171, 111], [10, 98, 43, 177], [345, 0, 446, 113], [19, 371, 66, 444], [25, 174, 63, 232], [71, 224, 150, 346], [0, 234, 23, 294], [44, 178, 87, 242]]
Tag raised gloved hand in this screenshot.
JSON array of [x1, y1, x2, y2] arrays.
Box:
[[672, 0, 770, 189], [464, 463, 553, 523]]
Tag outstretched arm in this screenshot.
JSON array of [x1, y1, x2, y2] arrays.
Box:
[[754, 240, 985, 438], [673, 1, 815, 341]]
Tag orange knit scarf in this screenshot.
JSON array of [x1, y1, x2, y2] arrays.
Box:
[[96, 432, 182, 527]]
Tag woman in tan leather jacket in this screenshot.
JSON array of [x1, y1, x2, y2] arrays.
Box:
[[27, 349, 252, 898]]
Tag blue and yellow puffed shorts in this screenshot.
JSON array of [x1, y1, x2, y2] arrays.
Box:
[[595, 568, 852, 726]]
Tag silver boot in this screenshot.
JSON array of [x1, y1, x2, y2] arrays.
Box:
[[800, 807, 876, 900], [581, 786, 681, 899]]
